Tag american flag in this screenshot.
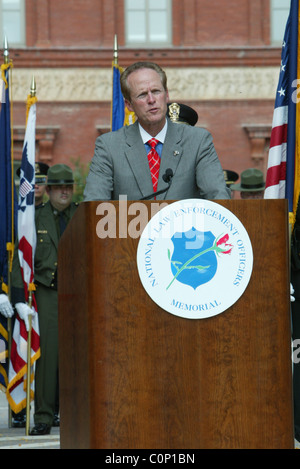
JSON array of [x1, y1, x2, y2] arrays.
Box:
[[264, 0, 299, 224], [19, 176, 33, 199], [6, 98, 40, 413]]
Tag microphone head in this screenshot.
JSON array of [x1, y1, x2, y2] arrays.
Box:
[[163, 168, 173, 183]]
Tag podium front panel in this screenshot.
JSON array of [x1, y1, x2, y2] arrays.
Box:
[[58, 199, 293, 449]]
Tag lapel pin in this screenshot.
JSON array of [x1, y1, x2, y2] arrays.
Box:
[[173, 150, 179, 156]]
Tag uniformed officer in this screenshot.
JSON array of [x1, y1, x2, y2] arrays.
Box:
[[166, 103, 233, 194], [167, 102, 198, 126], [230, 168, 265, 199], [2, 162, 50, 428], [223, 169, 239, 188], [17, 161, 50, 207], [10, 163, 78, 435], [291, 202, 300, 444], [33, 162, 50, 207]]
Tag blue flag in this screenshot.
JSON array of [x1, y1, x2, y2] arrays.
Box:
[[285, 0, 299, 217], [111, 63, 136, 131], [0, 63, 17, 390], [111, 63, 125, 131]]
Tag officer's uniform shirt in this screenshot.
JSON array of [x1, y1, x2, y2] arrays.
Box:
[[51, 204, 73, 238], [11, 201, 78, 302]]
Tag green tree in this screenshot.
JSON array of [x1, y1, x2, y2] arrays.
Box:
[[71, 157, 90, 203]]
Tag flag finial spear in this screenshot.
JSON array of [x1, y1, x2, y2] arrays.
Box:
[[30, 75, 36, 97], [113, 34, 118, 65], [3, 36, 9, 64]]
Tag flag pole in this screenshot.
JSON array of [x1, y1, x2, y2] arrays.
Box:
[[25, 295, 32, 436], [3, 36, 9, 64], [25, 76, 36, 436], [113, 34, 118, 65], [111, 35, 119, 131], [3, 36, 13, 429]]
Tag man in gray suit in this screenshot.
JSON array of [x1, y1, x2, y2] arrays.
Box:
[[83, 61, 230, 201]]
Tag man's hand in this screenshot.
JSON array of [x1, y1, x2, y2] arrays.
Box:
[[15, 303, 36, 331], [0, 294, 14, 318]]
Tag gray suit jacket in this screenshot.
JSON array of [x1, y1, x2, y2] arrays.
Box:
[[83, 119, 231, 201]]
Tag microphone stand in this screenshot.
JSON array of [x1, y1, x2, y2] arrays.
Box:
[[140, 170, 173, 201], [140, 184, 172, 200]]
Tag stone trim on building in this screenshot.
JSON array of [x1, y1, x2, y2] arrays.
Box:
[[11, 67, 279, 102]]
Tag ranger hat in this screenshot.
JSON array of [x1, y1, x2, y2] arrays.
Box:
[[47, 164, 74, 185], [223, 169, 239, 187], [17, 161, 49, 184], [230, 168, 265, 192], [167, 102, 198, 126]]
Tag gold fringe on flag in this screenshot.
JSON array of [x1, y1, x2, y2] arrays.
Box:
[[0, 61, 13, 89], [26, 95, 37, 126]]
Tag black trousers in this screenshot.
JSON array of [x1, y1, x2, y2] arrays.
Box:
[[34, 284, 58, 425], [291, 268, 300, 440]]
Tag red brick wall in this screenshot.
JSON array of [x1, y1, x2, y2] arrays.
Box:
[[12, 98, 273, 185], [172, 0, 270, 47], [10, 0, 278, 192]]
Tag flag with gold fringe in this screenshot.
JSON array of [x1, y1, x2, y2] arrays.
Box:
[[0, 60, 17, 392], [6, 94, 40, 413], [264, 0, 300, 228], [111, 63, 135, 131]]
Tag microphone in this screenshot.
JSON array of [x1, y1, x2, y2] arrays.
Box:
[[162, 168, 173, 184], [140, 168, 174, 200]]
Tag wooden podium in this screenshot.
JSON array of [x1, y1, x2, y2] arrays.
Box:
[[58, 199, 294, 449]]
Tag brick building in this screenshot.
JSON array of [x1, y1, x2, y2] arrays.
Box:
[[0, 0, 289, 191]]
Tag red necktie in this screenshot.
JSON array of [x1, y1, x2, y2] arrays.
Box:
[[147, 138, 160, 193]]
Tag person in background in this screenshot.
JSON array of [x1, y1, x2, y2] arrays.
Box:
[[230, 168, 265, 199], [291, 204, 300, 444], [3, 164, 78, 436], [33, 162, 49, 207], [168, 103, 235, 198], [223, 169, 239, 195], [1, 161, 50, 428], [166, 102, 198, 126], [17, 162, 49, 207], [83, 61, 230, 201]]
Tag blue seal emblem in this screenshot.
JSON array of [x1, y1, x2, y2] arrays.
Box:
[[168, 228, 217, 290], [136, 199, 253, 320], [167, 228, 233, 291]]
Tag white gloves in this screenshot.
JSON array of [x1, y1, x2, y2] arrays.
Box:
[[0, 294, 14, 318], [0, 295, 36, 331], [291, 283, 295, 302], [15, 302, 36, 332]]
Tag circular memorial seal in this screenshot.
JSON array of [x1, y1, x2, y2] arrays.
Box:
[[137, 199, 253, 319]]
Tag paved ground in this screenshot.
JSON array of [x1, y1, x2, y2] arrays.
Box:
[[0, 391, 59, 449]]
